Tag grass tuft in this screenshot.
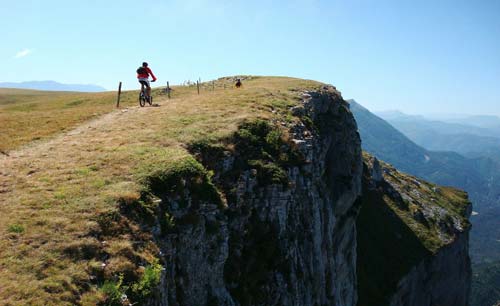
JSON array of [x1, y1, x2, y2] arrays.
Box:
[[7, 224, 25, 233]]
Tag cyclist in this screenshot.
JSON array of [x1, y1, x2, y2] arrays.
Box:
[[137, 62, 157, 101]]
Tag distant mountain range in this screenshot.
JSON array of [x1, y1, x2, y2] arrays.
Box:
[[377, 111, 500, 162], [378, 111, 500, 129], [444, 115, 500, 129], [349, 99, 500, 252], [349, 100, 500, 206], [0, 81, 106, 92], [349, 100, 500, 306], [376, 110, 500, 162]]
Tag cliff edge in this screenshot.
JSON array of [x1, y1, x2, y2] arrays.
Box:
[[0, 77, 471, 305]]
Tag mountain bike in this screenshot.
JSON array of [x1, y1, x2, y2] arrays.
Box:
[[139, 86, 153, 107], [139, 79, 157, 107]]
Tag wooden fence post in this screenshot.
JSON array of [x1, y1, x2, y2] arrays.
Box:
[[167, 81, 171, 99], [197, 80, 200, 95], [116, 82, 122, 108]]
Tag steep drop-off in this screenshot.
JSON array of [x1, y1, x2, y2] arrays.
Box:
[[144, 86, 363, 305], [138, 87, 471, 306], [357, 155, 471, 306], [0, 77, 472, 306]]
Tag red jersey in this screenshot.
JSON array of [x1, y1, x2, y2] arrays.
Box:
[[137, 67, 157, 81]]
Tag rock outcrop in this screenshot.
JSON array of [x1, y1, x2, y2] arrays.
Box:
[[148, 87, 363, 305], [388, 232, 471, 306], [134, 86, 471, 306], [357, 155, 472, 306]]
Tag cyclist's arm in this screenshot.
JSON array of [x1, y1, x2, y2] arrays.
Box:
[[147, 68, 157, 81]]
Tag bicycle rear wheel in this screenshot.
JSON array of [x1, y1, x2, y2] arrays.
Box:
[[148, 95, 153, 106], [139, 92, 146, 107]]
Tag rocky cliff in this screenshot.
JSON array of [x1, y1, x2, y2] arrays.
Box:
[[136, 86, 471, 306], [144, 87, 363, 306], [357, 155, 472, 306], [0, 76, 471, 305]]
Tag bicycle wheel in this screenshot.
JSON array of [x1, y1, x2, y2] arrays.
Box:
[[139, 92, 146, 107], [148, 95, 153, 106]]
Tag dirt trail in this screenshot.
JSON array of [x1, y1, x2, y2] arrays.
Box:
[[0, 103, 165, 201], [1, 106, 139, 162]]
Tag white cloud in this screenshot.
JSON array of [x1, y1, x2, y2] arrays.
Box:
[[14, 48, 33, 59]]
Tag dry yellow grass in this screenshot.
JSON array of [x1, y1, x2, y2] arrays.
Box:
[[0, 76, 322, 305]]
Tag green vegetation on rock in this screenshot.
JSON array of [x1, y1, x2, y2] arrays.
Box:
[[357, 153, 471, 306]]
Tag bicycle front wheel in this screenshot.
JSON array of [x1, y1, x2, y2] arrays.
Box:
[[139, 93, 146, 107]]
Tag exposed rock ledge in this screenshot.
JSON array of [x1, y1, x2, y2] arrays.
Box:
[[139, 86, 470, 306], [147, 86, 363, 305], [357, 155, 471, 306]]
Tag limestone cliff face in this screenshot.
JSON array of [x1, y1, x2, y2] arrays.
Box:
[[147, 87, 363, 306], [388, 232, 471, 306], [357, 156, 472, 306], [141, 86, 471, 306]]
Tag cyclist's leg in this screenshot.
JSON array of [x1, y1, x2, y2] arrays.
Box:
[[146, 83, 151, 100], [139, 80, 144, 93], [139, 80, 149, 97]]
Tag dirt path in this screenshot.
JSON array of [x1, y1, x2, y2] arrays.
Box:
[[0, 102, 171, 206], [1, 106, 139, 161]]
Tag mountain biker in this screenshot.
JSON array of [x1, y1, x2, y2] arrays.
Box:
[[137, 62, 157, 101]]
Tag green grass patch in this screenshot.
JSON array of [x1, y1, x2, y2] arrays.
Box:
[[137, 154, 222, 207], [100, 261, 162, 306], [130, 260, 163, 300], [7, 224, 25, 233], [100, 275, 127, 306]]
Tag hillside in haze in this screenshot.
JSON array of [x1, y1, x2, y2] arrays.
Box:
[[350, 100, 500, 306], [0, 80, 106, 92], [444, 115, 500, 130], [377, 110, 500, 159], [350, 100, 500, 213]]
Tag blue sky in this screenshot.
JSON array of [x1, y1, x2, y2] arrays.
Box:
[[1, 0, 499, 115]]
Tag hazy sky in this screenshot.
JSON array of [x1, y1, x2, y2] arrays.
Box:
[[1, 0, 499, 115]]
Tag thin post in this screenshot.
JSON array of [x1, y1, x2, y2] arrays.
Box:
[[212, 81, 215, 91], [116, 81, 122, 108], [167, 81, 171, 99], [197, 80, 200, 95]]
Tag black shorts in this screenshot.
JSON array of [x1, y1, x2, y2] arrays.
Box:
[[138, 79, 150, 89]]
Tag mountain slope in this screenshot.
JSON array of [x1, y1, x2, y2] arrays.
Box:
[[0, 80, 106, 92], [349, 100, 500, 212], [350, 100, 500, 306], [446, 115, 500, 130], [471, 260, 500, 306], [377, 112, 500, 157], [376, 111, 500, 139]]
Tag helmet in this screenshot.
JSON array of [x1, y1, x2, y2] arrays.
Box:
[[142, 62, 148, 67]]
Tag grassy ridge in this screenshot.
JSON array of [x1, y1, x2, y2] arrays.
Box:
[[0, 77, 321, 305]]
